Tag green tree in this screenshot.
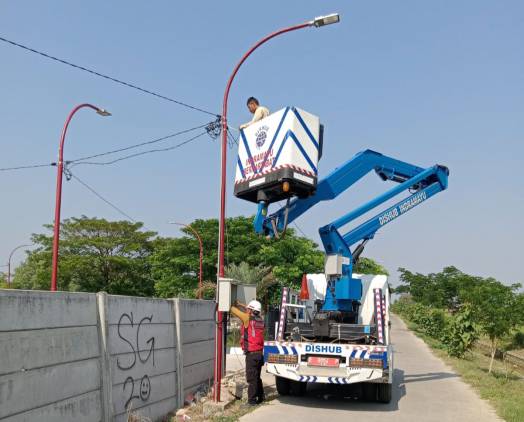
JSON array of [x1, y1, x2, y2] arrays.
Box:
[[13, 216, 156, 296], [396, 266, 479, 310], [152, 216, 325, 299], [0, 271, 7, 288], [355, 257, 389, 276], [441, 304, 478, 358], [257, 235, 324, 289], [151, 217, 263, 298], [152, 216, 389, 301], [225, 262, 277, 310], [464, 279, 522, 373]]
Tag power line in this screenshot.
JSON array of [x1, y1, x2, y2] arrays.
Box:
[[70, 130, 208, 167], [226, 128, 239, 148], [0, 35, 219, 117], [69, 173, 136, 222], [69, 123, 210, 163], [274, 199, 310, 238], [0, 122, 215, 172], [293, 222, 309, 238], [0, 162, 54, 172]]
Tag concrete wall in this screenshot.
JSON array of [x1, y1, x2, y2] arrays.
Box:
[[0, 290, 102, 422], [175, 299, 215, 400], [0, 289, 216, 422]]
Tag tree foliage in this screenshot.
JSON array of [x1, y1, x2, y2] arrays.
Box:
[[393, 266, 523, 370], [463, 279, 523, 373], [10, 215, 390, 306], [225, 262, 277, 310], [13, 216, 156, 296], [152, 216, 325, 298], [397, 266, 480, 310], [441, 305, 478, 358], [355, 257, 389, 276]]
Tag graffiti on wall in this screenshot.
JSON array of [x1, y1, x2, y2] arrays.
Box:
[[116, 312, 155, 410]]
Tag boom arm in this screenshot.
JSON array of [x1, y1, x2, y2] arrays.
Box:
[[254, 149, 449, 312]]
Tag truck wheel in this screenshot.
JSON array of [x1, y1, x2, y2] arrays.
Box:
[[377, 383, 392, 403], [290, 380, 307, 396], [275, 376, 291, 396], [362, 383, 377, 401]]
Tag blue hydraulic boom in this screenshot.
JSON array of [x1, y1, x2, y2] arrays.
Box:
[[253, 149, 449, 314]]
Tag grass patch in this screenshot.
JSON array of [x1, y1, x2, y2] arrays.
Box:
[[398, 314, 524, 422]]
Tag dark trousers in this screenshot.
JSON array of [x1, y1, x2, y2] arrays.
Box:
[[245, 351, 264, 404]]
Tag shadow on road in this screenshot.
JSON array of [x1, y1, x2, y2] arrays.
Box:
[[272, 369, 406, 412], [403, 371, 458, 383]]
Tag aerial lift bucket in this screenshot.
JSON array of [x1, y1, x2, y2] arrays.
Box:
[[234, 106, 323, 204]]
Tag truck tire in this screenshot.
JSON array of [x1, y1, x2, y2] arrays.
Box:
[[377, 383, 392, 403], [290, 380, 307, 396], [275, 376, 291, 395], [362, 383, 377, 401]]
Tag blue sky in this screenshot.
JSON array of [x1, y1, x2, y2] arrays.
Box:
[[1, 1, 522, 287]]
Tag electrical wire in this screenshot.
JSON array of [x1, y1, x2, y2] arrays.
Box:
[[293, 222, 309, 238], [274, 200, 309, 238], [0, 162, 54, 172], [69, 173, 136, 222], [226, 128, 239, 148], [69, 123, 210, 164], [70, 130, 208, 167], [0, 35, 218, 117], [0, 123, 214, 172]]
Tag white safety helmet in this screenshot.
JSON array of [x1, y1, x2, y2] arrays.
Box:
[[247, 300, 262, 313]]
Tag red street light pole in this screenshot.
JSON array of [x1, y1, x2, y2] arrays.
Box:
[[169, 221, 204, 299], [7, 244, 32, 287], [214, 13, 340, 402], [50, 103, 111, 292]]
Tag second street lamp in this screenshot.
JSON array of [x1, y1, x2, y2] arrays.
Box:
[[7, 243, 32, 287], [214, 13, 340, 402], [169, 221, 204, 299], [50, 104, 111, 292]]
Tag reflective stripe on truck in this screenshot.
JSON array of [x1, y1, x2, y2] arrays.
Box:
[[264, 341, 389, 370]]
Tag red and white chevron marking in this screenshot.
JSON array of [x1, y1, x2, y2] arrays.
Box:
[[235, 164, 316, 185], [374, 288, 384, 345], [381, 294, 387, 342], [277, 287, 288, 341]]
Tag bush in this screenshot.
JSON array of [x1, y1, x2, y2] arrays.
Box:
[[419, 308, 447, 339], [442, 305, 477, 358], [391, 296, 417, 319], [394, 296, 477, 358], [512, 331, 524, 349]]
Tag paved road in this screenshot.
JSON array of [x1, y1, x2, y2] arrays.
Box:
[[235, 314, 501, 422]]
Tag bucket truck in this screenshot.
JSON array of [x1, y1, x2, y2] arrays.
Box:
[[233, 106, 449, 402]]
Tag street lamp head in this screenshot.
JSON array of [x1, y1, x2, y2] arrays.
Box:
[[312, 13, 340, 28], [96, 108, 111, 117]]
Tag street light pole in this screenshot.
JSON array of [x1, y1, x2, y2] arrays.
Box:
[[50, 103, 111, 292], [7, 244, 32, 287], [214, 13, 340, 401], [169, 221, 204, 299]]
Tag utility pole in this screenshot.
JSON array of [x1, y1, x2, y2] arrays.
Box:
[[214, 13, 340, 402]]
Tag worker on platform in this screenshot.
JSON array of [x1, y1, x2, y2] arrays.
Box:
[[239, 97, 270, 130], [230, 299, 265, 405]]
